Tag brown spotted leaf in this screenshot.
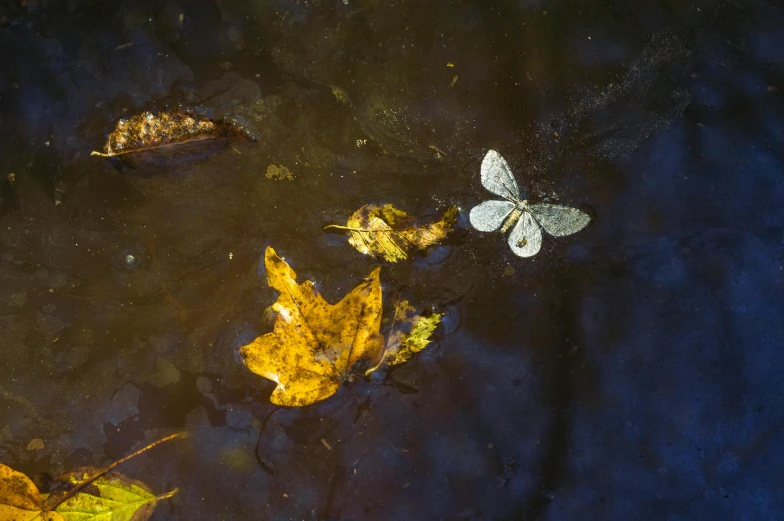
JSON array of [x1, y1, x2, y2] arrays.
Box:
[[324, 204, 457, 262], [48, 470, 177, 521], [91, 110, 248, 158]]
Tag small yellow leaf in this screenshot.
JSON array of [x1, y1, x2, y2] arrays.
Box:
[[51, 471, 176, 521], [0, 463, 64, 521], [240, 247, 384, 406], [91, 110, 249, 158], [325, 204, 457, 262]]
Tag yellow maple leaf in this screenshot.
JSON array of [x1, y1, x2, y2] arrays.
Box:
[[324, 204, 458, 262], [240, 248, 443, 406], [240, 247, 384, 406]]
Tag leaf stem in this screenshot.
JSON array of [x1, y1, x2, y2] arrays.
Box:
[[365, 293, 402, 376], [156, 488, 180, 500], [323, 225, 366, 232], [90, 135, 225, 158]]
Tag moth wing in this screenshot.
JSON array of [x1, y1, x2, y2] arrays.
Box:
[[481, 150, 520, 201], [469, 200, 516, 232], [528, 204, 591, 237], [508, 211, 542, 257]]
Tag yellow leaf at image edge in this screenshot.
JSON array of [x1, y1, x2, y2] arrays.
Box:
[[0, 463, 63, 521], [240, 247, 384, 407]]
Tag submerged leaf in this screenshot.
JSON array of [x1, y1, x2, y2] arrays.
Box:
[[324, 204, 457, 262], [240, 247, 384, 407], [366, 300, 441, 375], [51, 471, 176, 521], [0, 463, 64, 521], [91, 110, 248, 158]]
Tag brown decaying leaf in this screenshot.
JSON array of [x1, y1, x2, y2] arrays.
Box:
[[91, 110, 248, 158], [324, 204, 458, 262]]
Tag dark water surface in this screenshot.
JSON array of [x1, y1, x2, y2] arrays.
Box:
[[1, 0, 783, 519]]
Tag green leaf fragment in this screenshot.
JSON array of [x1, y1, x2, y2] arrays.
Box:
[[365, 300, 442, 375], [386, 312, 442, 366]]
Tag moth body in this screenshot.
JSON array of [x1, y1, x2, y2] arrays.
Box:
[[500, 202, 526, 234]]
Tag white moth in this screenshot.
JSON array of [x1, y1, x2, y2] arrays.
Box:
[[469, 150, 591, 257]]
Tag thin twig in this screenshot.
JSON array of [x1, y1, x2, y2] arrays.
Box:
[[90, 135, 224, 158], [44, 432, 187, 511]]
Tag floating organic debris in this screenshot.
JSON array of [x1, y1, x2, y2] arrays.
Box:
[[0, 433, 184, 521], [91, 110, 248, 158], [26, 438, 44, 451], [469, 150, 591, 257], [330, 85, 350, 104], [324, 204, 457, 262], [239, 248, 441, 407], [265, 164, 294, 181]]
